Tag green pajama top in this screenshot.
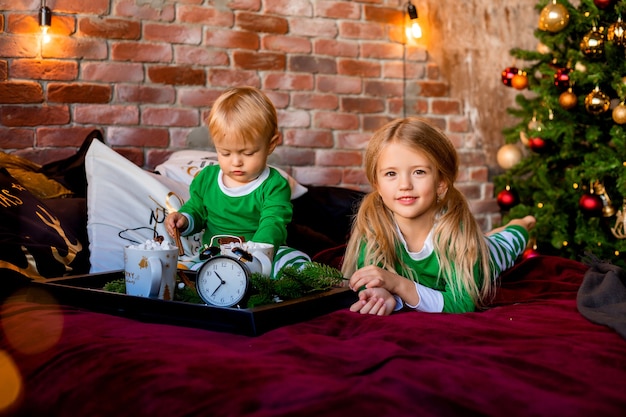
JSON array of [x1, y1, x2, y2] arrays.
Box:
[[178, 165, 292, 252], [356, 224, 529, 313]]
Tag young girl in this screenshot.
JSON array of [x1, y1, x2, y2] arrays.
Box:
[[342, 117, 535, 315]]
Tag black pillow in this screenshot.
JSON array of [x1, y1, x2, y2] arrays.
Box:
[[38, 129, 103, 198], [0, 168, 90, 293], [287, 185, 364, 257], [290, 186, 364, 242]]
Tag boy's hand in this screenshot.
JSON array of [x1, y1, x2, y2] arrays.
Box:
[[165, 212, 188, 238]]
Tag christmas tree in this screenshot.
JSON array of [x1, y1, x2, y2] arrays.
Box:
[[494, 0, 626, 268]]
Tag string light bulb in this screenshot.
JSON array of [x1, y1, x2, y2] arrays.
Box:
[[406, 2, 422, 40], [38, 0, 52, 44]]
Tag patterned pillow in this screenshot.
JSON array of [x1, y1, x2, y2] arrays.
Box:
[[0, 168, 89, 286], [0, 152, 72, 199]]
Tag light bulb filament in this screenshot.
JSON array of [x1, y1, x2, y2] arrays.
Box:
[[405, 21, 422, 40], [41, 25, 51, 44], [411, 22, 422, 39]]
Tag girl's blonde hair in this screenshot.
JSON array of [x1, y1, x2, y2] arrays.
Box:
[[342, 117, 493, 308], [207, 86, 278, 146]]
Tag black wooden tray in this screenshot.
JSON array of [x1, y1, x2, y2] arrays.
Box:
[[27, 271, 356, 336]]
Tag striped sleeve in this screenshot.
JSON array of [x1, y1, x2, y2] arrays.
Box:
[[485, 225, 529, 280], [272, 246, 311, 278]]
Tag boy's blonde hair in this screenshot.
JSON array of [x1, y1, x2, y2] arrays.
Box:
[[342, 117, 493, 308], [207, 86, 278, 146]]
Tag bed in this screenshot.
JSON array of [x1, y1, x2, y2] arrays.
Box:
[[2, 132, 625, 416], [2, 254, 625, 417]]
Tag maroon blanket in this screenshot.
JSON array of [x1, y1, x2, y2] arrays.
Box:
[[2, 256, 625, 417]]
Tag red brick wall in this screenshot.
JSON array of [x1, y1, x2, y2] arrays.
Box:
[[0, 0, 500, 229]]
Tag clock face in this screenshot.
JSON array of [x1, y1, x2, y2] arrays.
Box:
[[196, 256, 250, 308]]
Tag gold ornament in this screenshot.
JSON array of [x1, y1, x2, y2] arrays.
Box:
[[527, 115, 544, 132], [611, 200, 626, 239], [580, 27, 605, 59], [585, 86, 610, 115], [608, 17, 626, 47], [496, 144, 523, 170], [559, 88, 577, 110], [593, 181, 616, 218], [612, 102, 626, 124], [519, 130, 529, 146], [511, 71, 529, 90], [537, 42, 551, 54], [539, 1, 570, 33]]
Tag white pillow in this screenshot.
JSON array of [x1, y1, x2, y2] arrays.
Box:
[[155, 150, 308, 199], [86, 141, 204, 273]]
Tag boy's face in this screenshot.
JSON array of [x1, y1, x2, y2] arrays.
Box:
[[213, 133, 279, 187]]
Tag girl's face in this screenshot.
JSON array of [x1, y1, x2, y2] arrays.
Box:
[[213, 134, 278, 187], [375, 141, 445, 225]]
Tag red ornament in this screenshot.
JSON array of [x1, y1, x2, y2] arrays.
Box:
[[579, 193, 603, 216], [501, 67, 518, 87], [497, 188, 519, 210], [528, 137, 548, 153], [554, 68, 571, 90], [522, 247, 540, 260], [594, 0, 613, 9]]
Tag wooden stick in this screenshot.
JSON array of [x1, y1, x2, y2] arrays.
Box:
[[177, 270, 195, 290], [174, 228, 184, 256]]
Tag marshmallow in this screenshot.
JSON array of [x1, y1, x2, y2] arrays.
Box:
[[128, 239, 175, 251]]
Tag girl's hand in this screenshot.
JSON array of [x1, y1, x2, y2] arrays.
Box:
[[348, 265, 420, 308], [348, 265, 399, 293], [349, 287, 396, 316]]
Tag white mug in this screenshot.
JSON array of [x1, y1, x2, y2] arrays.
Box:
[[123, 246, 179, 300], [243, 241, 274, 276]]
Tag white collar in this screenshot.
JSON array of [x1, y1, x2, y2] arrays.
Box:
[[218, 166, 270, 197], [395, 222, 435, 261]]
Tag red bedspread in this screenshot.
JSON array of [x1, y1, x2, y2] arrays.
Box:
[[2, 256, 625, 417]]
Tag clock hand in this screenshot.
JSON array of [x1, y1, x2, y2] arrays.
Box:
[[211, 272, 226, 296], [215, 271, 226, 285]]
